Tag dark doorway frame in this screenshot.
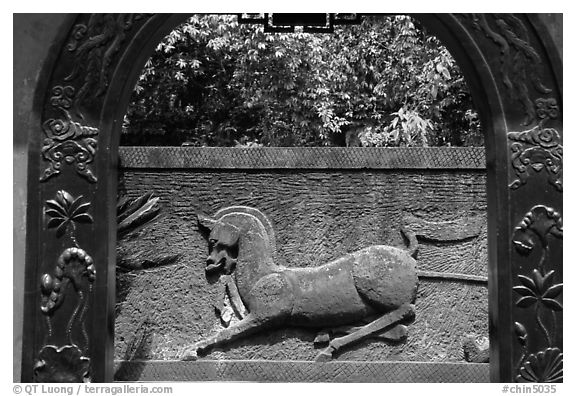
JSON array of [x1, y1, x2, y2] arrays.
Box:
[[16, 13, 562, 382]]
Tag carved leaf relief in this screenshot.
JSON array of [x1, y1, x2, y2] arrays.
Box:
[[34, 345, 90, 383], [45, 190, 94, 238], [517, 347, 563, 383]]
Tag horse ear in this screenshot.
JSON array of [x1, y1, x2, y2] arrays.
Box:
[[197, 214, 217, 234]]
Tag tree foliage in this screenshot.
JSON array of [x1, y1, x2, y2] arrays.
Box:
[[122, 14, 483, 147]]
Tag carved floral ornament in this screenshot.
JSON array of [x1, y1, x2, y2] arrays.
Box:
[[40, 86, 99, 183], [508, 99, 562, 192], [512, 205, 563, 383], [37, 190, 96, 382]]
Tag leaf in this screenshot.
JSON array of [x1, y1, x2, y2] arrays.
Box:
[[68, 197, 87, 216], [516, 296, 538, 308], [543, 283, 563, 299], [45, 200, 66, 213], [70, 202, 92, 217], [72, 213, 94, 224], [542, 298, 563, 311], [513, 285, 536, 297], [431, 85, 438, 100], [45, 208, 66, 219], [118, 195, 161, 237], [542, 270, 556, 291], [46, 217, 65, 229], [518, 274, 537, 290], [55, 221, 69, 238]]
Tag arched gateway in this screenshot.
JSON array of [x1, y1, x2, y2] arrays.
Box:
[[14, 14, 562, 382]]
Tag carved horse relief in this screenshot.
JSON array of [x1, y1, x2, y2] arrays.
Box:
[[181, 206, 487, 361]]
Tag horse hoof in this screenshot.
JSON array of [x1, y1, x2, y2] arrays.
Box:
[[180, 348, 198, 361], [315, 347, 334, 362], [313, 331, 330, 345]]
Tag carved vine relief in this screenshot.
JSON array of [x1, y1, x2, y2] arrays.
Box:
[[512, 205, 563, 382], [35, 191, 96, 382], [459, 14, 552, 125], [64, 14, 153, 110]]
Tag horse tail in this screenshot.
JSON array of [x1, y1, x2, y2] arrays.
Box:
[[417, 270, 488, 284]]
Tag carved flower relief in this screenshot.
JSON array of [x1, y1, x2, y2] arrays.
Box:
[[517, 347, 563, 383], [528, 128, 561, 150], [535, 98, 559, 120], [45, 190, 93, 237], [34, 345, 90, 383], [513, 269, 562, 311], [41, 87, 99, 183], [43, 118, 77, 142], [50, 85, 75, 109], [508, 124, 562, 191]]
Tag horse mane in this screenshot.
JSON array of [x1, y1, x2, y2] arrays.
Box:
[[214, 206, 277, 258]]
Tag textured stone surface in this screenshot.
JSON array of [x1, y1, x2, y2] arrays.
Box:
[[115, 169, 488, 362], [118, 147, 486, 169], [114, 360, 490, 382]]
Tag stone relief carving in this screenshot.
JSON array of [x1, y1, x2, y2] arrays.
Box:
[[180, 206, 418, 361], [459, 14, 552, 125], [37, 190, 96, 382], [40, 87, 99, 183], [65, 14, 153, 110], [181, 206, 488, 361], [34, 344, 91, 383], [37, 247, 96, 382], [508, 100, 562, 192], [41, 14, 153, 183], [512, 205, 562, 382], [45, 190, 94, 239]]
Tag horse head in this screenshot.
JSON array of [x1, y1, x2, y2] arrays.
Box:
[[197, 206, 277, 277]]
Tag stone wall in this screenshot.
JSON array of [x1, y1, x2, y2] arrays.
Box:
[[115, 147, 488, 364]]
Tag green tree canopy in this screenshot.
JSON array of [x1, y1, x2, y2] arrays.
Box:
[[122, 14, 483, 147]]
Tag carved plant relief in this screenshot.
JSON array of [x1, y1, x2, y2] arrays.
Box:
[[45, 190, 94, 239], [512, 206, 563, 383], [38, 190, 96, 382]]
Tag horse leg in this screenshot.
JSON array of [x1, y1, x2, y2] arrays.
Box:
[[315, 303, 415, 362], [180, 314, 265, 360], [314, 323, 407, 345]]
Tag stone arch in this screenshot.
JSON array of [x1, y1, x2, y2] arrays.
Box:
[[16, 13, 562, 382]]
